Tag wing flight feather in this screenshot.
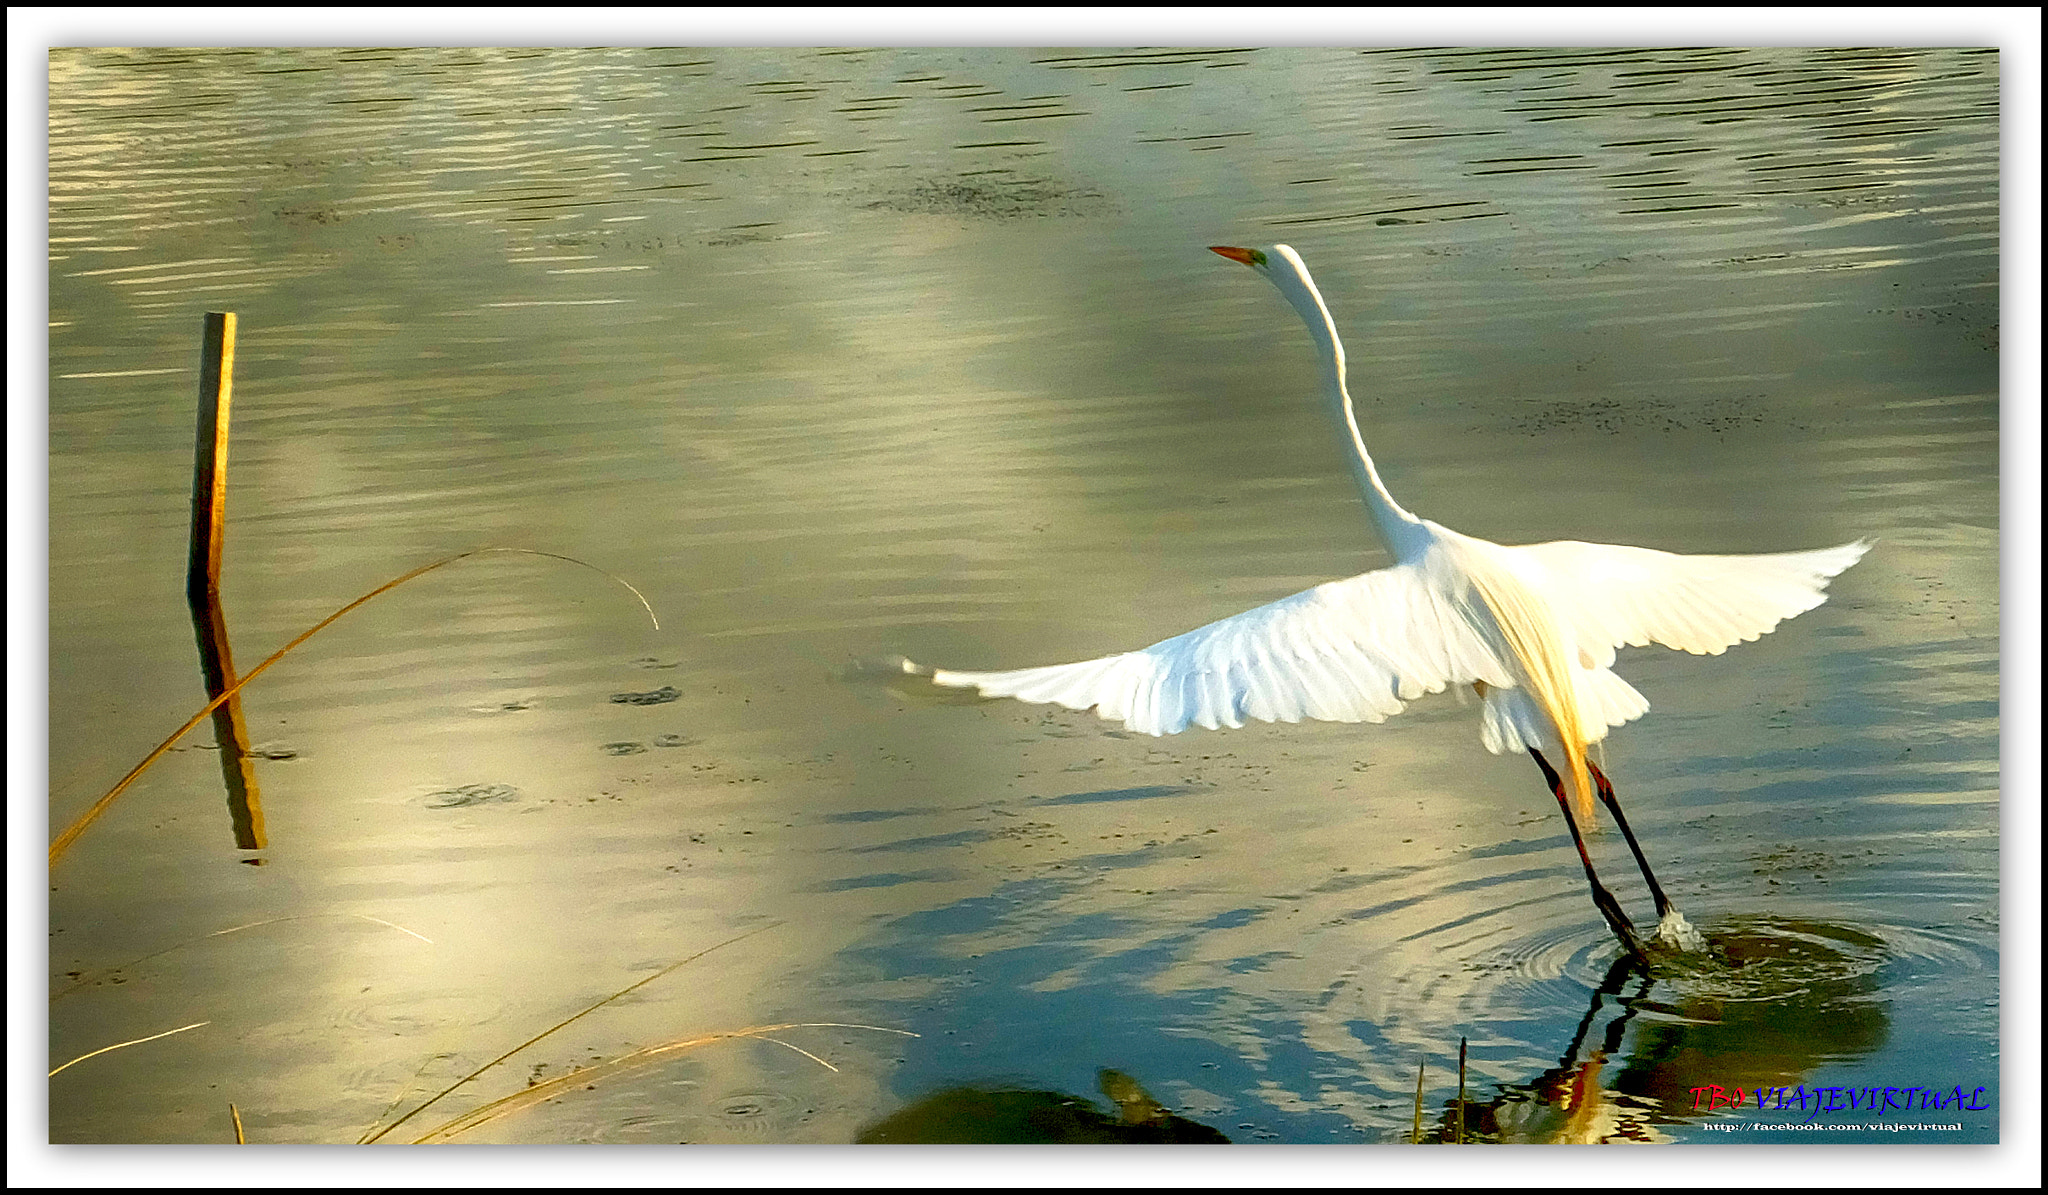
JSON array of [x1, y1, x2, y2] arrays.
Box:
[[1511, 538, 1869, 668], [930, 564, 1504, 737]]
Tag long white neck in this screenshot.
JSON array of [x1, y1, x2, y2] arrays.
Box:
[[1267, 247, 1430, 562]]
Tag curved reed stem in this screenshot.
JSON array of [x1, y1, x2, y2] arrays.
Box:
[[49, 1021, 210, 1077], [49, 548, 658, 867], [358, 921, 780, 1144], [410, 1021, 917, 1144]]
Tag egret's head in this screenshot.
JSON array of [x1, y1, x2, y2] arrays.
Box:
[[1209, 244, 1312, 289], [1209, 244, 1271, 272], [1211, 241, 1310, 267], [1209, 244, 1323, 325]]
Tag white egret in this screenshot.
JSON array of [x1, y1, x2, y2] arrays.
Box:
[[906, 244, 1867, 962]]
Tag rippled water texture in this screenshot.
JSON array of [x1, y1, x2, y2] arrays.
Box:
[[47, 47, 1998, 1145]]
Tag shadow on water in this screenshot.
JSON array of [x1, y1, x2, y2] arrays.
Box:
[[858, 1068, 1229, 1144]]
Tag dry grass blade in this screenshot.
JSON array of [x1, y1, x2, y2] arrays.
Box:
[[49, 1021, 210, 1077], [359, 922, 781, 1144], [49, 548, 658, 867], [1456, 1035, 1468, 1145], [54, 913, 432, 1003], [411, 1022, 919, 1144], [367, 1050, 459, 1139], [1412, 1056, 1426, 1144], [749, 1034, 839, 1072], [230, 1102, 245, 1144]]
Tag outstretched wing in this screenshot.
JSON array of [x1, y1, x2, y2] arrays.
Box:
[[1510, 538, 1870, 669], [929, 563, 1510, 736]]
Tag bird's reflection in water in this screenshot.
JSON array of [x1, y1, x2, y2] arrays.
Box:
[[854, 921, 1886, 1144], [857, 1069, 1228, 1144], [1419, 918, 1890, 1143]]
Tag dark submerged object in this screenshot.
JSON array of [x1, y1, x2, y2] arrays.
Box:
[[857, 1069, 1228, 1144]]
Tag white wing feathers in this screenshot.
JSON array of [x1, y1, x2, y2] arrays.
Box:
[[925, 537, 1867, 747], [1512, 538, 1871, 668], [930, 563, 1503, 737]]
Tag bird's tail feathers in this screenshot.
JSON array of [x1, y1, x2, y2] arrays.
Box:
[[1469, 565, 1597, 823]]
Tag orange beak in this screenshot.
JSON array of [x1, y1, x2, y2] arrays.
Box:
[[1209, 245, 1257, 265]]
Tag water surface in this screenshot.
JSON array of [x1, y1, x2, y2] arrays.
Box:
[[45, 46, 1999, 1147]]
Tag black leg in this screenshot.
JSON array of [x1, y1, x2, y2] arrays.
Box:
[[1530, 749, 1648, 964], [1587, 760, 1675, 921]]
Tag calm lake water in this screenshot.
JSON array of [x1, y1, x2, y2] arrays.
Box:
[[45, 46, 2000, 1151]]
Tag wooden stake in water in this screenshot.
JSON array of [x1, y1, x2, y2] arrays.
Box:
[[186, 312, 266, 851], [188, 313, 235, 609]]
